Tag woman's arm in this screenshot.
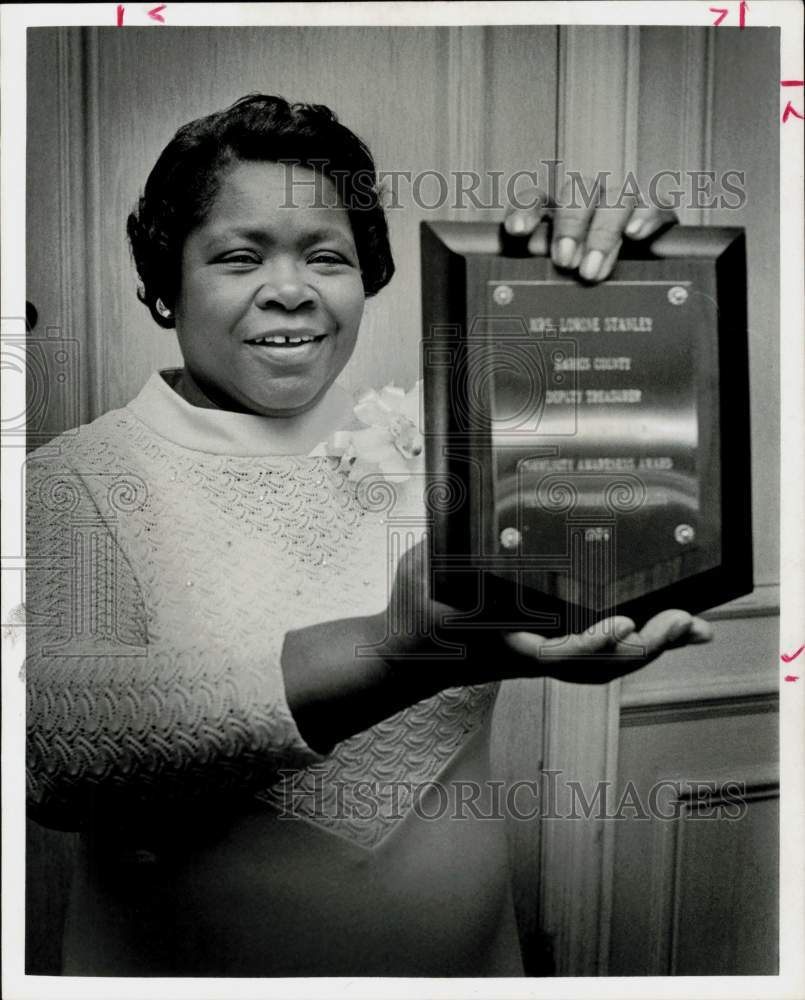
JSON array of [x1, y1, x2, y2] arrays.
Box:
[[282, 539, 713, 752], [27, 451, 711, 829], [25, 455, 324, 828]]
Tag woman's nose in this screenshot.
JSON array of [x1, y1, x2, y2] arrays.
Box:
[[254, 262, 316, 311]]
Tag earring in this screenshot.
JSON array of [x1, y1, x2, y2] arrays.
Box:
[[156, 298, 172, 319]]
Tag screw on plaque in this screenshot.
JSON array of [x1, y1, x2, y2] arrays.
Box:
[[674, 523, 695, 544], [668, 286, 688, 306], [493, 284, 514, 306], [500, 526, 522, 550]]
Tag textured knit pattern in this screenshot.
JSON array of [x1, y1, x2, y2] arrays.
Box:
[[26, 400, 497, 845], [257, 684, 497, 849]]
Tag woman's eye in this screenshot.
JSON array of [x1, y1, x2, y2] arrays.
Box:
[[308, 252, 349, 266], [219, 252, 260, 266]]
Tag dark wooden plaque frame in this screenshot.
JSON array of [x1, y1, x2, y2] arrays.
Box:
[[421, 221, 752, 634]]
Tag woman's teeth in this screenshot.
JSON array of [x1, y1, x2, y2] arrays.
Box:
[[251, 335, 322, 345]]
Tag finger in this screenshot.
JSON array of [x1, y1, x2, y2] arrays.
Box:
[[550, 175, 598, 268], [503, 186, 551, 236], [552, 180, 635, 276], [580, 238, 621, 283], [623, 609, 697, 658], [624, 205, 677, 241], [578, 202, 636, 281], [677, 616, 714, 645], [506, 615, 635, 661]]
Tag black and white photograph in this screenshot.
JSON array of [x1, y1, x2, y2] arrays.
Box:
[[1, 2, 803, 996]]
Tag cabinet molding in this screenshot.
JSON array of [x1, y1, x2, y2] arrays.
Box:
[[646, 765, 778, 974], [703, 582, 780, 620], [621, 613, 779, 711], [538, 678, 621, 976], [557, 25, 640, 177], [445, 27, 487, 222], [54, 28, 104, 424], [680, 27, 715, 225]]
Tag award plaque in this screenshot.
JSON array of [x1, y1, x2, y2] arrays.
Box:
[[421, 221, 752, 635]]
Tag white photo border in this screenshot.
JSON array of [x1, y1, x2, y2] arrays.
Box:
[[2, 3, 802, 999]]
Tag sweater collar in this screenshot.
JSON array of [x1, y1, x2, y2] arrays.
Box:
[[126, 369, 354, 457]]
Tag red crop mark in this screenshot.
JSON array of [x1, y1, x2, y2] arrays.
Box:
[[710, 2, 748, 27], [781, 81, 803, 122], [781, 644, 805, 663], [782, 102, 805, 123], [784, 675, 800, 683], [148, 4, 167, 21], [116, 4, 125, 25]]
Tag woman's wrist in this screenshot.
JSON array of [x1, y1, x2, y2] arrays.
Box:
[[372, 607, 523, 690], [281, 608, 531, 754], [282, 612, 448, 751]]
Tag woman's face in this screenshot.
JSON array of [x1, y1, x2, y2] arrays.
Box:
[[174, 160, 365, 416]]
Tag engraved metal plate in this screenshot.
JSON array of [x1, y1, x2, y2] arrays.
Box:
[[421, 221, 752, 634]]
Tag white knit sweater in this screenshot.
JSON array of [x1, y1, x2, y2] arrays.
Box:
[[26, 372, 524, 976], [26, 371, 498, 847]]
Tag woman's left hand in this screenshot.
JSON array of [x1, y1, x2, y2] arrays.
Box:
[[503, 178, 677, 283]]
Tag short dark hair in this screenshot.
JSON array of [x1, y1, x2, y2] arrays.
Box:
[[127, 94, 395, 329]]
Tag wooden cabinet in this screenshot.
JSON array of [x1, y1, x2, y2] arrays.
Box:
[[612, 656, 779, 974], [531, 603, 779, 977]]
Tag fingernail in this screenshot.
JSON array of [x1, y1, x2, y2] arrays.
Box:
[[554, 237, 576, 268], [595, 246, 620, 283], [625, 218, 643, 238], [580, 250, 604, 281], [506, 214, 528, 235], [613, 619, 635, 641], [571, 243, 584, 269]]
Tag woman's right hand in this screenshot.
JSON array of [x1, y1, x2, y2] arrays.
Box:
[[500, 609, 713, 685], [285, 538, 713, 753], [385, 540, 714, 688]]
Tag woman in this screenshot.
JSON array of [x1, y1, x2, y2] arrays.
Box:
[[26, 94, 711, 976]]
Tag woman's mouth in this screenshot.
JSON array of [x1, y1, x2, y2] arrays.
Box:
[[245, 333, 330, 366], [247, 334, 327, 347]]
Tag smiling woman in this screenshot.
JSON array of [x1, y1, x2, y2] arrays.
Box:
[[26, 94, 526, 977], [24, 92, 711, 977]]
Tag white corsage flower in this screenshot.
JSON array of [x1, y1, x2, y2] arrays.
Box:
[[313, 381, 425, 481]]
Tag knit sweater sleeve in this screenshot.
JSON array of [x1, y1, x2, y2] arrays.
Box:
[[25, 451, 325, 829]]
